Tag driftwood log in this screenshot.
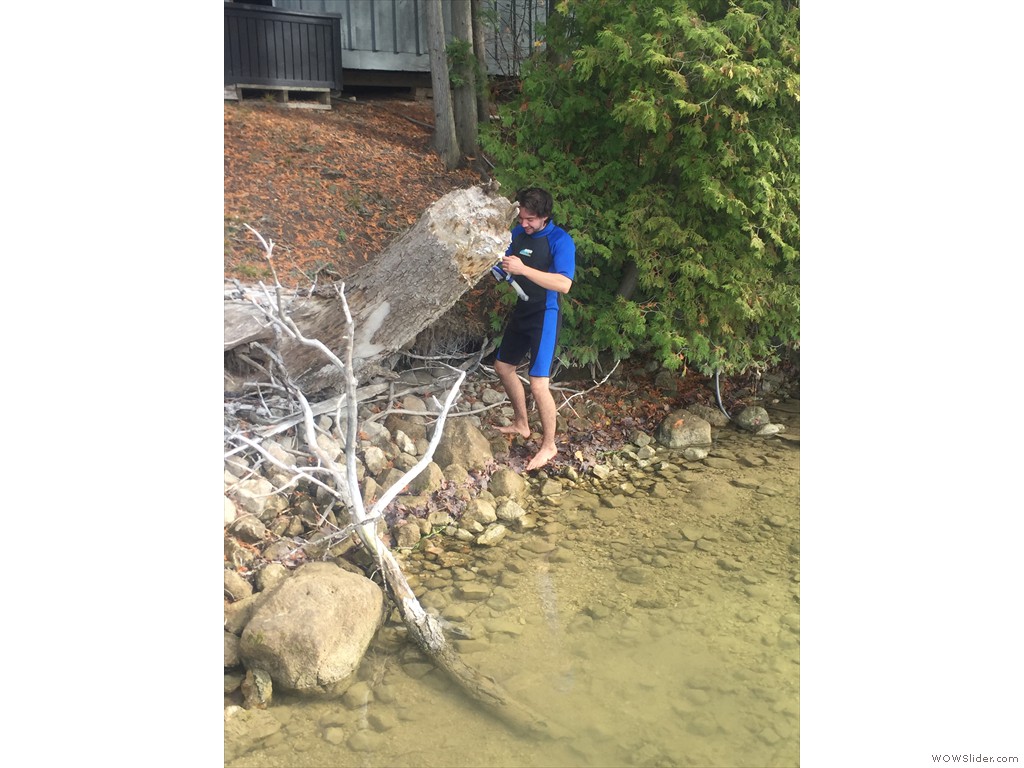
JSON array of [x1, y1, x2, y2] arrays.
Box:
[[225, 186, 569, 739], [225, 183, 517, 394]]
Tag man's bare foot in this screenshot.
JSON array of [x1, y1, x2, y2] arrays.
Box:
[[525, 444, 557, 471], [495, 423, 531, 439]]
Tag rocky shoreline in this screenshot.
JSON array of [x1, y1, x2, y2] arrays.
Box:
[[222, 362, 798, 768], [223, 362, 799, 757]]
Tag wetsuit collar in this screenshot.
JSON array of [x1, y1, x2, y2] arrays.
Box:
[[530, 220, 555, 237]]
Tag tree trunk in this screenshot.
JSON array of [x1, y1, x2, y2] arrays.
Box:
[[616, 259, 640, 300], [235, 275, 568, 739], [470, 0, 491, 123], [425, 0, 460, 170], [224, 184, 517, 394], [451, 0, 479, 158]]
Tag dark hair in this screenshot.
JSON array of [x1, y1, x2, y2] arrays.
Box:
[[516, 187, 553, 221]]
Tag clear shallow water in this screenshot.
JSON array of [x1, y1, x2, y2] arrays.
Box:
[[226, 401, 800, 767]]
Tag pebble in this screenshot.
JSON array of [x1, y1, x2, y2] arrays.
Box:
[[455, 583, 491, 601], [323, 726, 347, 745], [347, 731, 383, 752], [620, 566, 648, 584], [681, 526, 704, 542], [368, 711, 399, 732], [744, 585, 772, 600], [520, 538, 557, 554]]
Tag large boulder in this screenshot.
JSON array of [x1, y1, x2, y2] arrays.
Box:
[[238, 562, 384, 696]]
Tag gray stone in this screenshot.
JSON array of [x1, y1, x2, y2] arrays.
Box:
[[686, 402, 731, 428], [239, 562, 384, 695], [384, 414, 427, 442], [631, 431, 653, 447], [480, 386, 505, 405], [225, 630, 241, 668], [681, 527, 704, 542], [394, 521, 421, 549], [377, 468, 407, 494], [407, 461, 444, 495], [394, 429, 417, 455], [264, 440, 296, 469], [224, 707, 282, 756], [323, 726, 347, 745], [256, 563, 289, 593], [654, 369, 678, 392], [232, 477, 287, 520], [495, 498, 526, 523], [348, 730, 383, 752], [230, 515, 267, 544], [656, 410, 712, 450], [426, 510, 454, 528], [521, 537, 557, 554], [476, 523, 508, 547], [539, 479, 564, 496], [464, 498, 497, 525], [315, 432, 344, 460], [360, 420, 392, 450], [443, 463, 471, 485], [242, 668, 273, 709], [402, 394, 429, 414], [620, 566, 648, 584], [225, 568, 254, 601], [435, 419, 493, 470], [368, 710, 399, 732], [734, 406, 771, 431], [342, 680, 374, 709], [456, 583, 492, 601], [489, 467, 528, 500], [362, 446, 388, 475]]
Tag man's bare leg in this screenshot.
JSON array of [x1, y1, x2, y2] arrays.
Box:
[[525, 375, 558, 470], [494, 359, 531, 438]]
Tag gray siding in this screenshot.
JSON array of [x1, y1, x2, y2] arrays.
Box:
[[271, 0, 547, 75]]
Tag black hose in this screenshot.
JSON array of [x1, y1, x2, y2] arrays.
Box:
[[714, 368, 731, 419]]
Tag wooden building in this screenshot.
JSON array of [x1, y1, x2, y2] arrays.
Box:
[[225, 0, 549, 103]]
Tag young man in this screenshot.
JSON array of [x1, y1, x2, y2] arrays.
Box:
[[493, 187, 576, 471]]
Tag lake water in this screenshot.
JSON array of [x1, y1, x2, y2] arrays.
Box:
[[226, 400, 800, 767]]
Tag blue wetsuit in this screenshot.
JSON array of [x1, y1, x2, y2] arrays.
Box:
[[495, 220, 576, 378]]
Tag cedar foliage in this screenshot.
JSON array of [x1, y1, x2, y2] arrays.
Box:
[[481, 0, 800, 375]]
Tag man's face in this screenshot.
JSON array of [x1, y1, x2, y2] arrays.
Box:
[[517, 207, 546, 235]]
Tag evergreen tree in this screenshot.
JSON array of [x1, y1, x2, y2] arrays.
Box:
[[482, 0, 800, 375]]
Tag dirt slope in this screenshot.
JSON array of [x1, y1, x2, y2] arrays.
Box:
[[224, 95, 482, 287]]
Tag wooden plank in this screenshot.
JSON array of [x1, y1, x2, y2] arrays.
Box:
[[235, 85, 332, 110]]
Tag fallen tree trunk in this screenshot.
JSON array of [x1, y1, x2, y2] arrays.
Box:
[[225, 183, 516, 394], [228, 221, 568, 740]]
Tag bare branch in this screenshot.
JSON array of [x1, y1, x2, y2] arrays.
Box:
[[557, 359, 621, 411], [225, 226, 566, 739]]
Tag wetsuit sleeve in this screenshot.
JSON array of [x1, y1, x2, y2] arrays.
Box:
[[550, 228, 576, 283]]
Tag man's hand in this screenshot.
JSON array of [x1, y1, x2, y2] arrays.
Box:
[[501, 254, 525, 275]]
